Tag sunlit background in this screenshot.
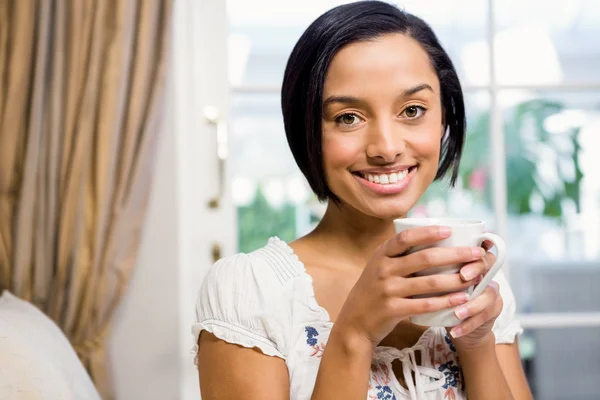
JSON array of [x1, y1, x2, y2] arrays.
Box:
[[223, 1, 600, 399]]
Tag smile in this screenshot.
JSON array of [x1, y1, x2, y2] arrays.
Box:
[[352, 166, 417, 194], [360, 169, 407, 184]]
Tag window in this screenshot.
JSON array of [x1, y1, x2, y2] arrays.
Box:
[[225, 1, 600, 394]]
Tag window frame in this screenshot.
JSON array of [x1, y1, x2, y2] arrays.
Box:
[[227, 0, 600, 329]]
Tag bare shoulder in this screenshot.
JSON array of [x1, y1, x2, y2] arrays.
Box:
[[197, 332, 290, 400]]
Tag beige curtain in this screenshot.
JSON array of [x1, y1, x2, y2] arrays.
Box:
[[0, 0, 173, 398]]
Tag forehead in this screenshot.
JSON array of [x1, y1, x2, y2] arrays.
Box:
[[324, 33, 439, 95]]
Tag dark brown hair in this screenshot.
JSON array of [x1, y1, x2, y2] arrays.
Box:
[[281, 0, 466, 202]]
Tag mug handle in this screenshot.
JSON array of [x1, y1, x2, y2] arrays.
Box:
[[469, 233, 506, 299]]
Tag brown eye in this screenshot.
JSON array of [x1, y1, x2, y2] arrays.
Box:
[[405, 106, 418, 118], [342, 114, 357, 124], [402, 105, 426, 119], [336, 113, 361, 126]]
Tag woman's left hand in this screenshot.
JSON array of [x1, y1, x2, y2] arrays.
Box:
[[447, 241, 503, 350]]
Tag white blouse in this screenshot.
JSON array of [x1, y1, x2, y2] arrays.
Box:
[[192, 237, 523, 400]]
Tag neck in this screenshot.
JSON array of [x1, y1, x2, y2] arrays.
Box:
[[307, 201, 402, 268]]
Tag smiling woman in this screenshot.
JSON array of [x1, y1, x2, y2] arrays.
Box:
[[194, 2, 532, 399]]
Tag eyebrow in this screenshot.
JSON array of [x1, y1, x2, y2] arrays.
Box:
[[323, 83, 434, 107], [322, 95, 363, 107], [403, 83, 434, 97]]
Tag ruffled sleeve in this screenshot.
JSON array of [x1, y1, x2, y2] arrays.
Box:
[[492, 271, 524, 344], [191, 252, 291, 362]]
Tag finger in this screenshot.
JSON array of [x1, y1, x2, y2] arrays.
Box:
[[398, 246, 485, 277], [453, 284, 497, 320], [400, 291, 471, 316], [402, 273, 479, 297], [449, 284, 502, 338], [459, 251, 496, 281], [384, 226, 452, 257]]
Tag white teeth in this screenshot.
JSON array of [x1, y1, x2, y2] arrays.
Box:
[[363, 169, 412, 185]]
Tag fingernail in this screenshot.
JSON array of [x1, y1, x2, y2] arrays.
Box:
[[454, 292, 470, 304], [455, 306, 468, 319], [472, 247, 485, 259], [439, 226, 452, 238], [450, 326, 462, 338], [461, 266, 477, 281]]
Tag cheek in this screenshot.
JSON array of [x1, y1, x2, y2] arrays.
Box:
[[409, 125, 442, 164], [322, 132, 362, 172]]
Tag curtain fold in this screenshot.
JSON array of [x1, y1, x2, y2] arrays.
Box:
[[0, 1, 173, 398]]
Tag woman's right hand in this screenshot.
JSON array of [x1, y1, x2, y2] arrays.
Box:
[[335, 225, 486, 348]]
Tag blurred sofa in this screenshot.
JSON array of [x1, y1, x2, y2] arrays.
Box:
[[0, 290, 101, 400]]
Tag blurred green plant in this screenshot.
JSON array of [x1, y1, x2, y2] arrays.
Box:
[[420, 98, 583, 220], [237, 185, 297, 253]]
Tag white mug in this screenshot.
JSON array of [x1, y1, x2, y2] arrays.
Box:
[[393, 217, 506, 327]]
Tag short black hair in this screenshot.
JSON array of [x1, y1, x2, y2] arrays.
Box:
[[281, 0, 466, 202]]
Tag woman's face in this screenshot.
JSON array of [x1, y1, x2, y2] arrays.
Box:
[[321, 33, 444, 220]]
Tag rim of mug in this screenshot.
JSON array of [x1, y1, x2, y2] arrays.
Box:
[[394, 217, 484, 227]]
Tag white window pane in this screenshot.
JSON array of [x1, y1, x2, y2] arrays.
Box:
[[227, 0, 489, 87], [230, 93, 317, 252], [495, 0, 600, 84]]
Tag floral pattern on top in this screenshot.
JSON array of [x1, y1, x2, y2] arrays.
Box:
[[305, 326, 326, 358], [368, 361, 397, 400], [433, 334, 463, 399]]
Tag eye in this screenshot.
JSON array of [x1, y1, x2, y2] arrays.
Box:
[[402, 105, 426, 119], [335, 113, 362, 127]]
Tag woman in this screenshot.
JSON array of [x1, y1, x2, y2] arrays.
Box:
[[193, 2, 533, 399]]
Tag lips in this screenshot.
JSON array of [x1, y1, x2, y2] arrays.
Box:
[[352, 166, 417, 195]]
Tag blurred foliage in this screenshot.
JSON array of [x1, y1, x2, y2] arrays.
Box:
[[237, 186, 296, 253], [420, 98, 583, 220]]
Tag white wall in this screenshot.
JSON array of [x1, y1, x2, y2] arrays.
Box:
[[108, 101, 183, 400], [107, 1, 230, 398]]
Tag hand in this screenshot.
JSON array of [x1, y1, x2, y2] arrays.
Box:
[[448, 242, 503, 350], [336, 226, 486, 348]]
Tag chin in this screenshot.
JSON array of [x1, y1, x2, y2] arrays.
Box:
[[366, 195, 416, 220], [336, 191, 418, 221]]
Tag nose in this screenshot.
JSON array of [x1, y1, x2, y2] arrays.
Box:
[[365, 120, 405, 163]]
